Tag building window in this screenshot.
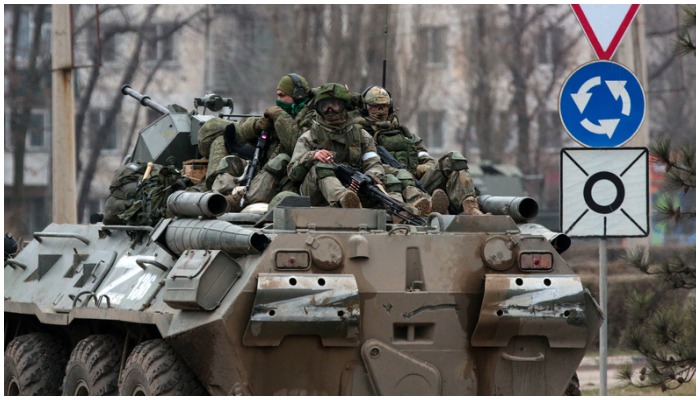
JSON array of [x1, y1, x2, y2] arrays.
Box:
[[88, 109, 117, 152], [5, 6, 51, 65], [538, 26, 563, 65], [145, 24, 176, 62], [419, 26, 448, 65], [97, 29, 117, 63], [417, 110, 445, 149], [28, 196, 51, 233], [27, 110, 49, 150], [4, 111, 11, 149]]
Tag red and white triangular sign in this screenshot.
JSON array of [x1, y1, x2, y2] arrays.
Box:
[[571, 4, 640, 60]]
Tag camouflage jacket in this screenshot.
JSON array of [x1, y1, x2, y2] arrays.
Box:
[[288, 118, 384, 182]]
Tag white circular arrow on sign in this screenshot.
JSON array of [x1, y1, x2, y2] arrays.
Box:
[[569, 76, 633, 139]]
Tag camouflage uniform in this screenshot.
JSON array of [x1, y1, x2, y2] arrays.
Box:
[[362, 86, 483, 215], [197, 74, 312, 209], [288, 83, 384, 208]]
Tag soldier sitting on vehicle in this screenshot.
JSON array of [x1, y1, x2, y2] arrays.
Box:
[[287, 83, 386, 209], [358, 86, 484, 215], [197, 73, 313, 211]]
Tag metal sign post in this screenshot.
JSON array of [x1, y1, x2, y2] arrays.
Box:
[[560, 148, 649, 396], [566, 5, 644, 395]]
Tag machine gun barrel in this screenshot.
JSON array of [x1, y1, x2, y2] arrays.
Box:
[[476, 195, 539, 222], [165, 219, 270, 256], [121, 84, 170, 115], [167, 191, 228, 218]]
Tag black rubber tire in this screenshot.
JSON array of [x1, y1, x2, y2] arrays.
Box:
[[62, 334, 122, 395], [4, 332, 69, 396], [565, 372, 582, 396], [118, 339, 207, 395]]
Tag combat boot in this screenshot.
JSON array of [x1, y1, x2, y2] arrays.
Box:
[[338, 190, 362, 208], [430, 189, 449, 214], [411, 197, 432, 217], [462, 196, 485, 216], [224, 186, 245, 212]]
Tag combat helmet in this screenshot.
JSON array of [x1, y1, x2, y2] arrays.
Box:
[[362, 86, 393, 116], [313, 83, 351, 117]]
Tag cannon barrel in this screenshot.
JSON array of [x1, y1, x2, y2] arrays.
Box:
[[517, 223, 571, 254], [165, 219, 270, 256], [167, 191, 228, 218], [121, 84, 170, 115], [477, 195, 539, 222]]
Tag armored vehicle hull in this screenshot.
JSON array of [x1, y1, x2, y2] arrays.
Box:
[[5, 206, 601, 396]]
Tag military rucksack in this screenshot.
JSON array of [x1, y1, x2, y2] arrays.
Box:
[[103, 162, 185, 226]]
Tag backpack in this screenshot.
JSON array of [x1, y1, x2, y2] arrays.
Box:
[[103, 162, 184, 226]]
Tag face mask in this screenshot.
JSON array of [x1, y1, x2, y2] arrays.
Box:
[[275, 100, 295, 117], [367, 107, 389, 122], [322, 110, 348, 126]]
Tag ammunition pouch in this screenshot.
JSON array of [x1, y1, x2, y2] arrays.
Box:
[[263, 154, 291, 179]]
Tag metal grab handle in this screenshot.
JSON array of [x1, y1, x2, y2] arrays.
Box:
[[100, 225, 153, 233], [33, 232, 90, 245], [135, 258, 168, 271], [501, 352, 545, 362], [71, 291, 112, 308], [4, 259, 27, 270]]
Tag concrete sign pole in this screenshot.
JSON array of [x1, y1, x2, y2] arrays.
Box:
[[51, 5, 77, 223]]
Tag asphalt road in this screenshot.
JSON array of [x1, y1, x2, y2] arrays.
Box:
[[577, 355, 645, 391]]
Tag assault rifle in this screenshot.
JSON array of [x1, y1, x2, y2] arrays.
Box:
[[376, 145, 427, 192], [331, 162, 426, 226], [239, 131, 269, 208]]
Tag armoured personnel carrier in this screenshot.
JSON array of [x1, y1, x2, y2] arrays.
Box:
[[4, 87, 602, 396]]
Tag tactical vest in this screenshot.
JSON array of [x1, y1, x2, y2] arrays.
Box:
[[311, 123, 364, 169], [375, 127, 420, 174]]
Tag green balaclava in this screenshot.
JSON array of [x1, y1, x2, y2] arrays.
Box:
[[275, 74, 309, 118]]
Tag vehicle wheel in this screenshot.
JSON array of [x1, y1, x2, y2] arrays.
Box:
[[62, 334, 122, 395], [118, 339, 207, 395], [4, 332, 69, 396], [564, 372, 581, 396]]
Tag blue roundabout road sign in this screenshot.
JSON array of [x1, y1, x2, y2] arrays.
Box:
[[559, 60, 645, 147]]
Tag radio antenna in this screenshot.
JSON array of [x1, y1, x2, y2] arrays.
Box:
[[382, 5, 389, 88]]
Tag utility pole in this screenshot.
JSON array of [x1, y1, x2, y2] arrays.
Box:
[[617, 6, 649, 148], [51, 4, 77, 223]]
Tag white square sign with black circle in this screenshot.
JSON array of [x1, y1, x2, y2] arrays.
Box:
[[560, 147, 649, 238]]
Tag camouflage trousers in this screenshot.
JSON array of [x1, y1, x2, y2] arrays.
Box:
[[418, 153, 477, 213], [245, 169, 298, 204], [382, 165, 430, 206], [205, 135, 237, 189], [299, 165, 404, 207]]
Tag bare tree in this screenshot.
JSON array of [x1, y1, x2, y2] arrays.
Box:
[[5, 5, 51, 235], [463, 5, 499, 162]]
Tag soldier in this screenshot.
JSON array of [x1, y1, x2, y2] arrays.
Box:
[[197, 73, 312, 210], [360, 86, 484, 215], [287, 83, 384, 208]]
